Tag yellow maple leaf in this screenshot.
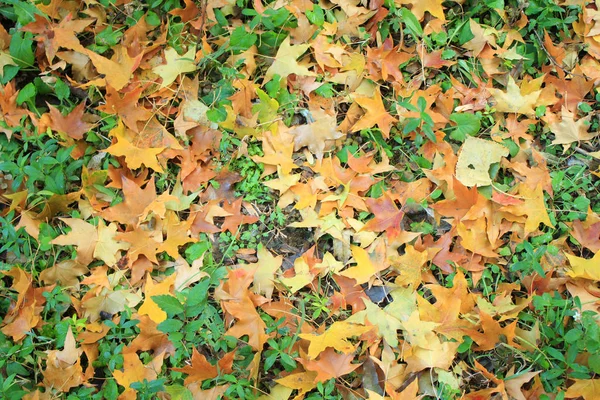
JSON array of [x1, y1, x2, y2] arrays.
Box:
[[105, 120, 165, 172], [395, 0, 446, 21], [348, 298, 402, 347], [51, 218, 98, 265], [275, 371, 318, 395], [500, 183, 554, 237], [241, 245, 282, 299], [137, 273, 176, 324], [93, 220, 130, 267], [564, 378, 600, 400], [153, 47, 196, 88], [289, 108, 343, 159], [550, 106, 595, 148], [299, 321, 372, 359], [340, 245, 387, 285], [279, 256, 313, 294], [488, 75, 542, 115], [565, 251, 600, 280], [264, 37, 315, 83]]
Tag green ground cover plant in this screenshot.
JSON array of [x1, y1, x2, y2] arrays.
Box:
[[1, 0, 600, 399]]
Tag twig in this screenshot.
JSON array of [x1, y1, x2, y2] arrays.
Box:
[[195, 0, 208, 51], [532, 30, 586, 79]]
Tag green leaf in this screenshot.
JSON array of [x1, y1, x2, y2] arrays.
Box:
[[229, 26, 257, 53], [152, 295, 184, 316], [589, 354, 600, 374], [54, 79, 70, 101], [165, 385, 193, 400], [16, 82, 36, 106], [2, 0, 43, 25], [400, 8, 423, 38], [9, 31, 35, 68], [157, 318, 184, 333], [102, 379, 119, 400], [564, 328, 582, 344], [306, 4, 325, 26], [450, 113, 481, 141]]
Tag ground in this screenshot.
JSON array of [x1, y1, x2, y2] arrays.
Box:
[[1, 0, 600, 399]]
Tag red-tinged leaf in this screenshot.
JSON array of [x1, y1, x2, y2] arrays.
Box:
[[362, 192, 404, 237]]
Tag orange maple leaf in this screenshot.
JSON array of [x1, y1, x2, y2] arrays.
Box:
[[300, 347, 360, 383], [351, 89, 397, 138]]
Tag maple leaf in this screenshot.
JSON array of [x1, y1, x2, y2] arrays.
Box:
[[93, 219, 130, 267], [169, 0, 201, 22], [264, 36, 315, 83], [39, 259, 89, 288], [240, 246, 282, 300], [51, 218, 98, 265], [102, 176, 157, 226], [275, 372, 318, 397], [300, 347, 360, 383], [97, 86, 152, 132], [565, 251, 600, 280], [138, 273, 176, 324], [288, 108, 343, 159], [565, 378, 600, 400], [221, 198, 259, 235], [466, 311, 521, 351], [550, 106, 595, 148], [0, 81, 29, 133], [42, 327, 84, 392], [404, 334, 459, 373], [173, 347, 218, 385], [396, 0, 446, 21], [499, 183, 554, 237], [153, 47, 197, 88], [23, 14, 91, 62], [39, 102, 92, 140], [462, 19, 498, 57], [127, 315, 175, 356], [116, 227, 162, 265], [504, 367, 540, 400], [106, 120, 165, 173], [169, 257, 208, 292], [86, 45, 142, 90], [299, 321, 372, 359], [362, 192, 404, 237], [157, 213, 196, 259], [348, 298, 402, 347], [488, 75, 542, 115], [113, 350, 164, 400], [218, 269, 269, 350], [571, 219, 600, 252], [391, 245, 431, 288], [340, 245, 388, 285], [351, 89, 397, 138]]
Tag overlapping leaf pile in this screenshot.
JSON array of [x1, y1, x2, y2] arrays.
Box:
[[1, 0, 600, 399]]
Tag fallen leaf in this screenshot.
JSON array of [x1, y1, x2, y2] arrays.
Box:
[[565, 378, 600, 400], [264, 37, 315, 83], [299, 321, 372, 359], [550, 106, 595, 148], [300, 347, 361, 383], [351, 89, 398, 138], [456, 136, 509, 187], [488, 75, 541, 115], [153, 47, 197, 88]]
